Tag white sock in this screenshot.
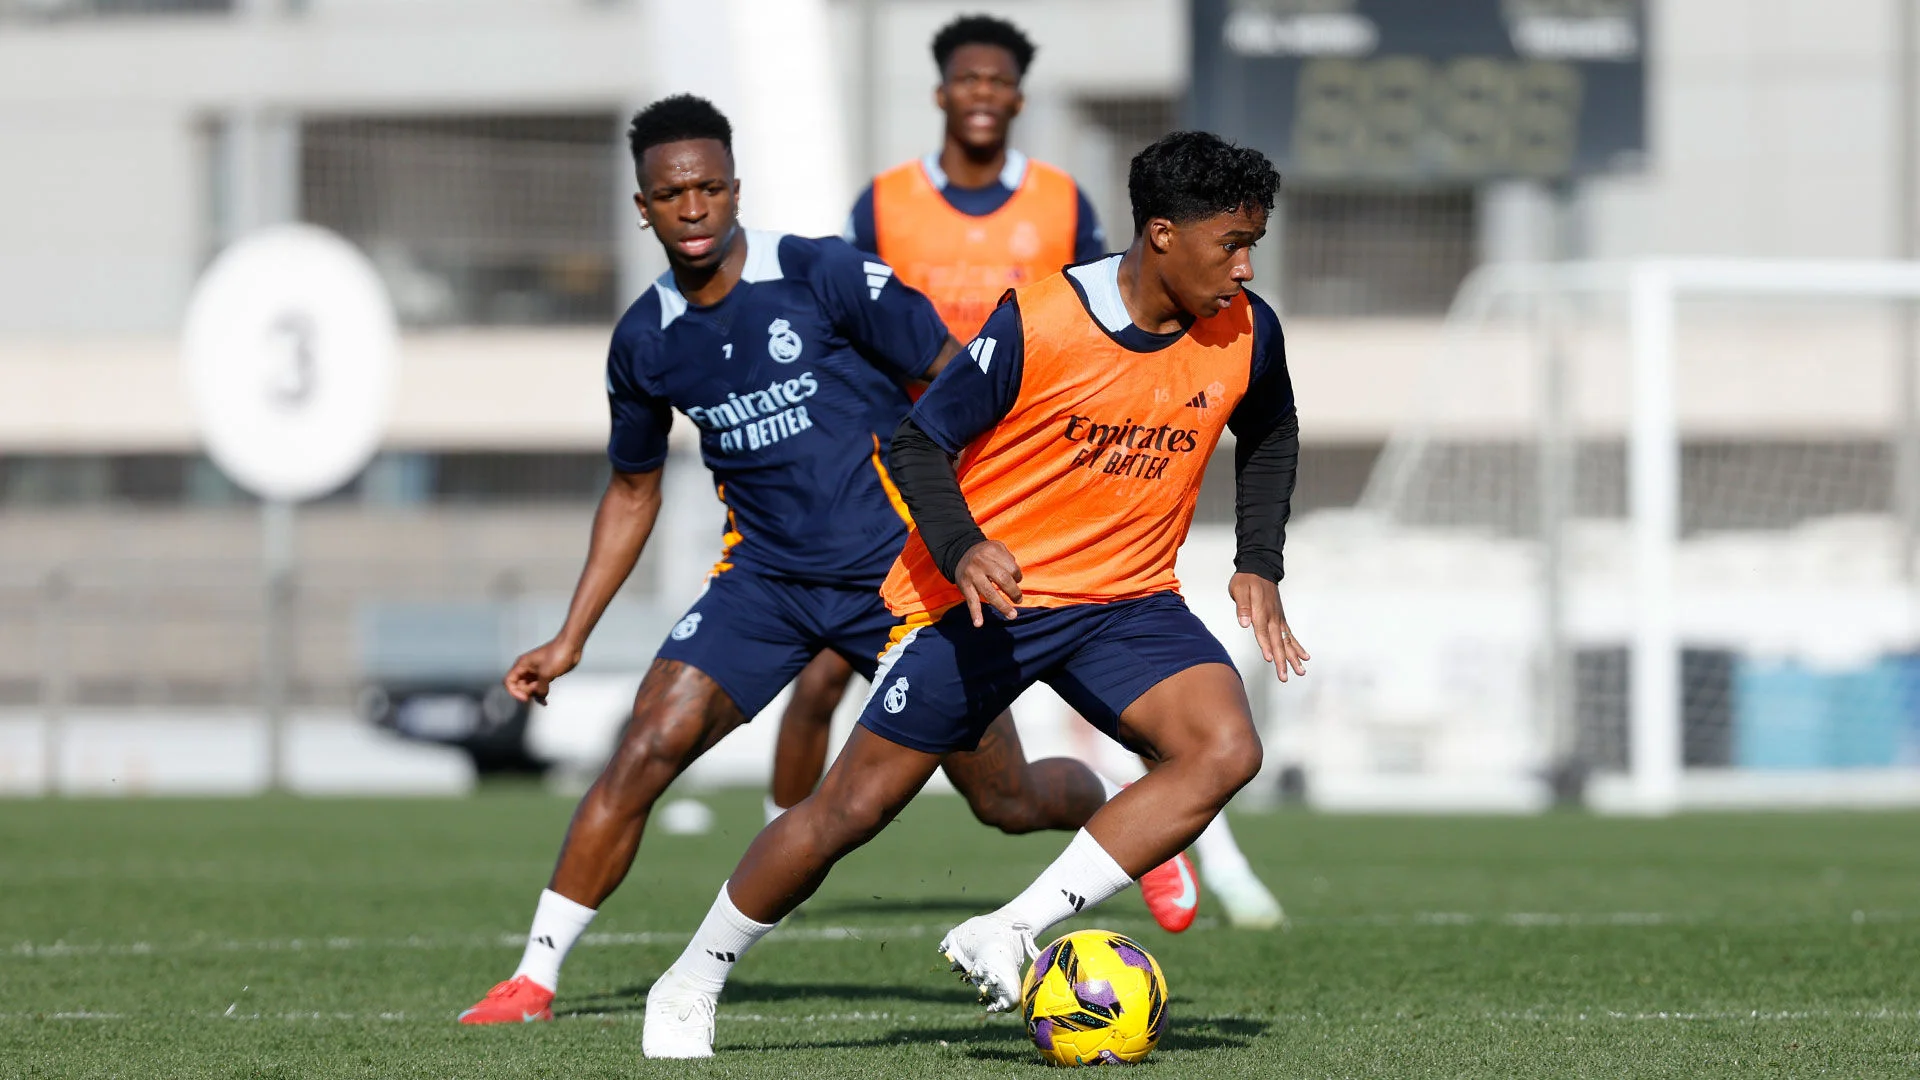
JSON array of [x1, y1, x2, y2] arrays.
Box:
[[764, 795, 786, 825], [992, 829, 1135, 937], [1192, 809, 1253, 878], [511, 888, 597, 992], [670, 882, 779, 996]]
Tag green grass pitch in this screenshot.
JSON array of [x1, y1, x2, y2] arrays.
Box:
[[3, 790, 1917, 1077]]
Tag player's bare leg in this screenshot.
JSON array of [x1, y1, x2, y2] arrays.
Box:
[[548, 659, 749, 902], [767, 651, 855, 820], [942, 663, 1260, 1008], [948, 713, 1203, 931], [1080, 663, 1260, 870], [731, 725, 942, 919], [459, 659, 747, 1025], [1136, 753, 1283, 928], [642, 726, 942, 1057], [940, 712, 1105, 833]]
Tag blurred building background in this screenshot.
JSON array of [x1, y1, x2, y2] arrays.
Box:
[[1, 0, 1916, 805]]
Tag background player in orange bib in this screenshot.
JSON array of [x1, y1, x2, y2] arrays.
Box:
[[844, 14, 1105, 341], [643, 132, 1305, 1058]]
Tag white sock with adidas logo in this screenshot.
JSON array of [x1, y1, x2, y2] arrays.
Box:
[[991, 829, 1135, 937], [511, 888, 598, 992], [672, 882, 779, 995]]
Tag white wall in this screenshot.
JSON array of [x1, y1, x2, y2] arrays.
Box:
[[1586, 0, 1910, 261]]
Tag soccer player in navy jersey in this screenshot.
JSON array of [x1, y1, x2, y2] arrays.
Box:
[[457, 94, 1168, 1026]]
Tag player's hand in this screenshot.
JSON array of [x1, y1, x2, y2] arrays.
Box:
[[1229, 572, 1309, 682], [955, 540, 1024, 627], [504, 639, 583, 706]]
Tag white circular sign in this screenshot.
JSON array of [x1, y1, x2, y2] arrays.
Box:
[[182, 224, 397, 502]]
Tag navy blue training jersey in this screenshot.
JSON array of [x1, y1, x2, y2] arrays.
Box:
[[606, 231, 950, 586]]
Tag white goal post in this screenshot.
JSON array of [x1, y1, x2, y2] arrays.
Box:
[[1347, 258, 1920, 816], [1618, 259, 1920, 814]]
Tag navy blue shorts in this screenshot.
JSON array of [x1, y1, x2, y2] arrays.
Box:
[[654, 569, 894, 718], [857, 591, 1236, 755]]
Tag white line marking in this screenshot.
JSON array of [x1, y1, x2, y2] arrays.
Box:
[[11, 910, 1912, 963]]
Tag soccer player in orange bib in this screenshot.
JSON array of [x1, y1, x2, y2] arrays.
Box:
[[643, 132, 1305, 1058], [792, 12, 1283, 933]]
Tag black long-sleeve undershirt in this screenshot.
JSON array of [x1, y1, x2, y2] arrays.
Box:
[[889, 416, 986, 582], [1233, 410, 1299, 582]]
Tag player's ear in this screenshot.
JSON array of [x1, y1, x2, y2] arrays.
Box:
[[1007, 86, 1024, 121], [1145, 218, 1175, 255], [632, 192, 650, 227], [934, 81, 950, 114]]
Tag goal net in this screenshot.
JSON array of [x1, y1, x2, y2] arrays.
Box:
[[1304, 259, 1920, 813]]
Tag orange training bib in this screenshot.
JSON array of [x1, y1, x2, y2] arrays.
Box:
[[872, 158, 1080, 342], [881, 268, 1255, 618]]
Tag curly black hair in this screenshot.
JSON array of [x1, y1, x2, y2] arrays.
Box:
[[931, 14, 1037, 78], [627, 94, 732, 168], [1128, 131, 1281, 236]]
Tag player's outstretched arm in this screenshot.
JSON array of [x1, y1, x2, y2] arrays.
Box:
[[1230, 409, 1305, 682], [504, 467, 664, 704]]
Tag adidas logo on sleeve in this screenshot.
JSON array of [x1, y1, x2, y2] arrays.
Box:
[[967, 336, 997, 373], [863, 261, 893, 300]]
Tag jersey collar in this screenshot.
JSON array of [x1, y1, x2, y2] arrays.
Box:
[[653, 229, 787, 328], [1065, 254, 1193, 353], [920, 147, 1028, 192]]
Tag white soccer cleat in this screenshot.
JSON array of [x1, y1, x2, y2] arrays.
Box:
[[939, 915, 1037, 1012], [1202, 862, 1286, 929], [641, 966, 717, 1059]]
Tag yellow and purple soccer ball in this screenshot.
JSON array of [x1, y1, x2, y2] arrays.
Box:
[[1020, 930, 1168, 1066]]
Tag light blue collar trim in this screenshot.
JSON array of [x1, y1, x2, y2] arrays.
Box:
[[1065, 255, 1130, 333], [653, 229, 786, 327], [920, 147, 1028, 191]]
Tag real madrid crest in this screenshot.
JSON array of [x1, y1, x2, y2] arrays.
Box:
[[767, 318, 803, 363]]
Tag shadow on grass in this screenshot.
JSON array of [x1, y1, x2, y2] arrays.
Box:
[[556, 977, 979, 1017], [740, 1021, 1026, 1055], [1157, 1014, 1270, 1051], [734, 1011, 1270, 1059]]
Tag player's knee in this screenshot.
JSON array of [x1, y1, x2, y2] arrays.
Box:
[[1193, 724, 1263, 798], [817, 786, 900, 851], [601, 716, 698, 796]]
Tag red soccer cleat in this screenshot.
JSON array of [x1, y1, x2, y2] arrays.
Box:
[[1139, 850, 1201, 933], [457, 975, 555, 1024]]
